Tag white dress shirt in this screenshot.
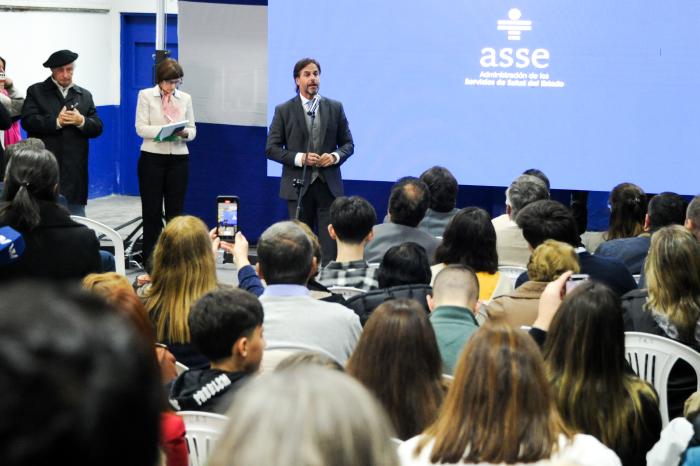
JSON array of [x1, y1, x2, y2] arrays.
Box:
[[135, 85, 196, 155]]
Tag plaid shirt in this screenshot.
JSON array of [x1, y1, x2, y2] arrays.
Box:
[[318, 260, 379, 291]]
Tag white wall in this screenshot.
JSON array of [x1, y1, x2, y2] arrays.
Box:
[[0, 0, 178, 106]]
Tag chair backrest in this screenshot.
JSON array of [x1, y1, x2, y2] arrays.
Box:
[[497, 265, 527, 287], [178, 411, 229, 466], [625, 331, 700, 426], [260, 341, 341, 373], [70, 215, 125, 275], [328, 286, 365, 299], [633, 274, 641, 284], [175, 361, 189, 376]]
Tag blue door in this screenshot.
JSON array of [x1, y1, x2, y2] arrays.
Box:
[[119, 13, 178, 195]]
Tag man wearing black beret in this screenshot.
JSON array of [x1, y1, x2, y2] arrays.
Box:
[[21, 50, 103, 216]]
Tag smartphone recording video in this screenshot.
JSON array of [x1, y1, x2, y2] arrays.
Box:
[[565, 274, 590, 293], [217, 195, 239, 242]]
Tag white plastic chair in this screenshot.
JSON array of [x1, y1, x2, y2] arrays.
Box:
[[497, 265, 527, 288], [260, 341, 340, 373], [178, 411, 229, 466], [625, 332, 700, 426], [70, 215, 125, 275], [328, 285, 365, 299]]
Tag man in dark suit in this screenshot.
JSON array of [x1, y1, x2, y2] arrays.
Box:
[[21, 50, 103, 216], [265, 58, 354, 262]]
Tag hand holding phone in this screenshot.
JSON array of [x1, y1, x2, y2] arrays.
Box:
[[565, 274, 590, 293]]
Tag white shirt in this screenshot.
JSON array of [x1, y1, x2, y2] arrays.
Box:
[[398, 433, 621, 466], [293, 94, 340, 167], [135, 85, 196, 155]]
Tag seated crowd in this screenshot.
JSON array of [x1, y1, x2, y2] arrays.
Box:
[[4, 151, 700, 466]]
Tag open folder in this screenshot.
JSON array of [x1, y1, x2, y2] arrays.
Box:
[[154, 120, 189, 142]]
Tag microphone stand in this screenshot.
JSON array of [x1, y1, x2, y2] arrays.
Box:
[[293, 104, 317, 220]]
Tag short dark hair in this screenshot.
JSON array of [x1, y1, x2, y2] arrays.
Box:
[[388, 177, 430, 227], [293, 58, 321, 93], [155, 58, 183, 83], [648, 192, 687, 231], [516, 200, 581, 248], [330, 196, 377, 244], [435, 207, 498, 273], [420, 166, 458, 213], [377, 242, 431, 288], [522, 168, 550, 191], [507, 175, 550, 217], [257, 221, 313, 285], [189, 288, 264, 362], [0, 281, 161, 466]]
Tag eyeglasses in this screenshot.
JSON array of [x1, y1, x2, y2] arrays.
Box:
[[164, 78, 182, 86]]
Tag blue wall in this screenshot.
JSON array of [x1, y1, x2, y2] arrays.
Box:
[[87, 104, 119, 198]]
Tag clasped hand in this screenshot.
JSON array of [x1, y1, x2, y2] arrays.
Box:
[[304, 152, 335, 167], [58, 106, 85, 127]]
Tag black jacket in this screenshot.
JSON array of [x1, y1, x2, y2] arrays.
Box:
[[0, 201, 101, 280], [167, 368, 249, 414], [345, 283, 432, 326], [0, 102, 11, 166], [21, 77, 103, 204]]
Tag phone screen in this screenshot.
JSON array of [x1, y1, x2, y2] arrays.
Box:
[[217, 197, 238, 240], [565, 274, 589, 293]]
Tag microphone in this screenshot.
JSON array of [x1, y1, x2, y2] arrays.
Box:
[[307, 95, 320, 117], [0, 226, 25, 266]]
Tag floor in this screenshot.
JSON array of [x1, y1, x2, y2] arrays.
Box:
[[87, 195, 239, 284]]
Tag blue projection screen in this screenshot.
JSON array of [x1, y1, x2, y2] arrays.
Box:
[[267, 1, 700, 194]]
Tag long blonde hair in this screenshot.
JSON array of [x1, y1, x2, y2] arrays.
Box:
[[645, 225, 700, 342], [144, 216, 218, 343]]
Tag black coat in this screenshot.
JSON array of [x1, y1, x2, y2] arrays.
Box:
[[21, 77, 103, 204], [0, 102, 11, 164], [0, 201, 101, 281]]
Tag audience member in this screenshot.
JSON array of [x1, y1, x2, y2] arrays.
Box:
[[545, 281, 661, 465], [143, 215, 219, 369], [0, 55, 24, 170], [622, 225, 700, 419], [427, 265, 480, 375], [398, 320, 621, 466], [686, 195, 700, 242], [487, 240, 579, 328], [416, 166, 460, 237], [294, 219, 347, 304], [208, 367, 400, 466], [0, 147, 101, 280], [345, 242, 433, 325], [347, 299, 444, 440], [84, 283, 187, 465], [257, 221, 361, 364], [21, 49, 103, 216], [167, 288, 264, 414], [433, 207, 510, 301], [0, 281, 162, 466], [319, 195, 379, 291], [365, 176, 440, 263], [515, 200, 636, 296], [492, 173, 550, 267], [596, 191, 686, 274], [602, 182, 647, 241]]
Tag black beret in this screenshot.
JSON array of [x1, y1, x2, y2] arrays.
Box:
[[43, 50, 78, 68]]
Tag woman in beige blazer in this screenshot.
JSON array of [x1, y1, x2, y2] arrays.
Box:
[[135, 58, 196, 268]]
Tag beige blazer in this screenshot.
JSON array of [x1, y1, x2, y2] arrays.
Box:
[[135, 85, 196, 155]]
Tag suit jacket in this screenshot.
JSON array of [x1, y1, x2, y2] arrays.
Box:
[[265, 95, 354, 200], [0, 200, 101, 280], [594, 234, 650, 275], [21, 77, 103, 204], [494, 217, 532, 268], [364, 223, 441, 264], [486, 280, 547, 328]]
